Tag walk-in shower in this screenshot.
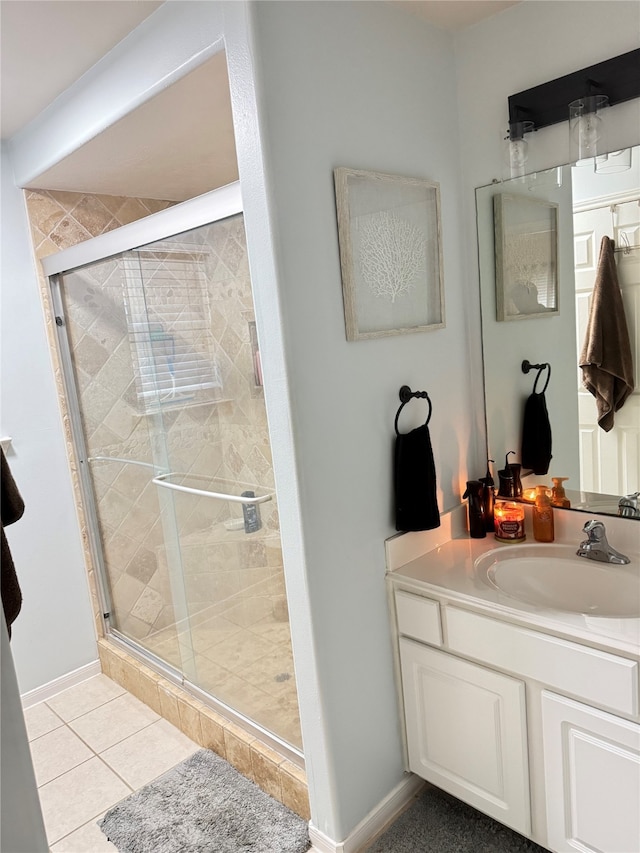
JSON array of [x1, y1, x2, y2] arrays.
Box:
[[43, 185, 302, 753]]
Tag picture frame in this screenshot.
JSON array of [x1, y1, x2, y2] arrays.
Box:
[[494, 193, 559, 322], [334, 168, 445, 341]]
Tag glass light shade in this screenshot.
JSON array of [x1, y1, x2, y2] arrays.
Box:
[[504, 120, 534, 179], [569, 95, 609, 166], [595, 148, 632, 174]]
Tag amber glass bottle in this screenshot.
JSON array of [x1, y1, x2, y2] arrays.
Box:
[[532, 486, 554, 542]]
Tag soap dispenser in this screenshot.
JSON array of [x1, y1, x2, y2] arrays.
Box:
[[463, 480, 486, 538], [497, 451, 523, 499], [479, 460, 495, 532], [533, 485, 554, 542], [550, 477, 571, 508]]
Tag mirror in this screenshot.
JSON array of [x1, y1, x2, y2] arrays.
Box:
[[476, 146, 639, 519]]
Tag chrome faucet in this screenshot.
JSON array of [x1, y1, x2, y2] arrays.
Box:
[[577, 520, 630, 565], [619, 492, 640, 519]]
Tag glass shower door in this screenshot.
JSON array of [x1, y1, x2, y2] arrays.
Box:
[[54, 251, 193, 675], [53, 213, 302, 751], [135, 218, 302, 750]]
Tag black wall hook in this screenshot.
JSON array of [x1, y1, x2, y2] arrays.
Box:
[[522, 360, 551, 394], [395, 386, 432, 435]]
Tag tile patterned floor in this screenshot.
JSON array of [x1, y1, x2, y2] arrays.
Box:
[[24, 674, 200, 851]]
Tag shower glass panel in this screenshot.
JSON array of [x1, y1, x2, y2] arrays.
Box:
[[55, 214, 301, 751]]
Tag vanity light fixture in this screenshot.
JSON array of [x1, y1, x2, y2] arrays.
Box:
[[506, 48, 640, 171]]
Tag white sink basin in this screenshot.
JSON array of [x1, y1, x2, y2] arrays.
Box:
[[475, 544, 640, 617]]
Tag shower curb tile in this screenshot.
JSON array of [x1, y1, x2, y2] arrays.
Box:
[[158, 685, 182, 729], [224, 722, 255, 778], [280, 761, 311, 822], [199, 708, 227, 757], [177, 696, 204, 744], [251, 738, 286, 768], [250, 745, 283, 801], [97, 640, 114, 678], [128, 665, 162, 716]]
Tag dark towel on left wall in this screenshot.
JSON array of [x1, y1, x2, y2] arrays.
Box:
[[1, 448, 25, 637], [394, 424, 440, 532]]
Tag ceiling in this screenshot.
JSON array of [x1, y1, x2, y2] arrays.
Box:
[[0, 0, 520, 201]]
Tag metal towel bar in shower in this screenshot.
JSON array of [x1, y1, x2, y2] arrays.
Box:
[[152, 472, 273, 504], [88, 456, 158, 470]]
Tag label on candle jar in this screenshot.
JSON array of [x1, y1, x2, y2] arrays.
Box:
[[494, 501, 526, 542]]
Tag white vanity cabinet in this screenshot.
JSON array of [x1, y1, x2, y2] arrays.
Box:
[[399, 637, 531, 836], [542, 692, 640, 853], [390, 584, 640, 853]]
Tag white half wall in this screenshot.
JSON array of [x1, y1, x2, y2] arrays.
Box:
[[0, 144, 97, 692], [246, 0, 475, 839]]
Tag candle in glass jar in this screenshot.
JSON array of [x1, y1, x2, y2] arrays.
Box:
[[494, 500, 526, 542]]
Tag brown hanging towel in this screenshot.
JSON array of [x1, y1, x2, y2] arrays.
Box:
[[1, 448, 25, 638], [579, 236, 635, 431]]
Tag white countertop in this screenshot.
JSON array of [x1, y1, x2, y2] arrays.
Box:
[[386, 507, 640, 659]]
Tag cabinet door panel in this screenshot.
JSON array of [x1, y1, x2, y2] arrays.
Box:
[[399, 638, 530, 836], [542, 691, 640, 853]]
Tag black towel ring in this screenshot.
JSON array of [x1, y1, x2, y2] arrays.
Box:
[[394, 385, 432, 435], [522, 360, 551, 395]]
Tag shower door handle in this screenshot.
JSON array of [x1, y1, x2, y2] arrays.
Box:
[[152, 472, 273, 504]]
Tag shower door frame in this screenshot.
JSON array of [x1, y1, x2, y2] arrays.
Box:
[[43, 184, 304, 764]]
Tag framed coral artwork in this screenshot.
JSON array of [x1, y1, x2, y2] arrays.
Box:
[[334, 168, 445, 341]]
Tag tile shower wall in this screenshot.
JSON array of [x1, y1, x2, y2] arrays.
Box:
[[25, 190, 177, 641]]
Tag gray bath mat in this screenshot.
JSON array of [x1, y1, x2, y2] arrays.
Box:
[[99, 748, 310, 853], [367, 784, 548, 852]]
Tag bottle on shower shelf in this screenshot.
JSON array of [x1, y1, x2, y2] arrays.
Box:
[[241, 491, 262, 534]]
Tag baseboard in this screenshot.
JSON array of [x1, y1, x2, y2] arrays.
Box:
[[21, 659, 101, 708], [308, 774, 424, 853]]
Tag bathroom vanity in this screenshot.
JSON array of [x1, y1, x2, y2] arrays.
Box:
[[386, 508, 640, 853]]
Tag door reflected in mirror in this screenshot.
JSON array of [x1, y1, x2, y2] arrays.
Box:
[[476, 145, 639, 519]]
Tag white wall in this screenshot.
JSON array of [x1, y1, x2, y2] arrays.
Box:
[[0, 144, 97, 692], [246, 1, 475, 838]]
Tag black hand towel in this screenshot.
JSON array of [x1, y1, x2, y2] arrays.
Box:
[[1, 448, 25, 637], [521, 391, 552, 475], [394, 423, 440, 532]]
